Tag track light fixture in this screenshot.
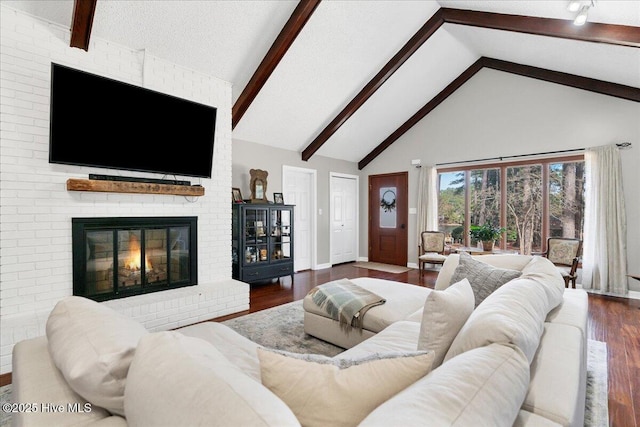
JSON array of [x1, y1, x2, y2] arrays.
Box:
[[567, 1, 582, 12], [568, 0, 596, 26]]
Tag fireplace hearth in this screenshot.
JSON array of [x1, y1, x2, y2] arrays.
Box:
[[72, 217, 198, 301]]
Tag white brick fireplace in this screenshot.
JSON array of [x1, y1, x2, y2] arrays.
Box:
[[0, 6, 248, 375]]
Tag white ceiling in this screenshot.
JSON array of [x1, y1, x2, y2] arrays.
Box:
[[4, 0, 639, 165]]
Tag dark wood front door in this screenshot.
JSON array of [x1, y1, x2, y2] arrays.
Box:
[[368, 172, 408, 266]]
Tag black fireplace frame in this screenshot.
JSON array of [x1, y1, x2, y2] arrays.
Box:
[[72, 216, 198, 302]]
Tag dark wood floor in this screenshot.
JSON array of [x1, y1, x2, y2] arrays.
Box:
[[214, 263, 639, 427]]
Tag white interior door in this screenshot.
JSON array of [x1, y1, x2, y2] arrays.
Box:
[[283, 166, 316, 271], [330, 173, 358, 265]]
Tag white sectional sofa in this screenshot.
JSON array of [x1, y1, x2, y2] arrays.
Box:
[[10, 254, 588, 427]]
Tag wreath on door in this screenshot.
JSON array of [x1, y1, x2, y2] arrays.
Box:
[[380, 189, 396, 212]]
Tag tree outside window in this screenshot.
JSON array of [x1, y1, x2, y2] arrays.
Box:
[[549, 162, 585, 239], [437, 157, 584, 255]]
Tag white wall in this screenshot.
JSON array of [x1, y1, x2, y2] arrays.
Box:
[[0, 6, 248, 374], [232, 138, 359, 266], [361, 68, 640, 292]]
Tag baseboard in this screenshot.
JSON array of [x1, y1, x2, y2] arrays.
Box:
[[0, 372, 11, 386], [313, 263, 332, 270]]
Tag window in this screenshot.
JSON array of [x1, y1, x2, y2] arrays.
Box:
[[470, 168, 501, 246], [506, 164, 543, 254], [438, 156, 584, 255], [548, 162, 585, 239], [438, 172, 465, 244]]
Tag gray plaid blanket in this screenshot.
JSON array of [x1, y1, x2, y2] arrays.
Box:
[[308, 278, 386, 331]]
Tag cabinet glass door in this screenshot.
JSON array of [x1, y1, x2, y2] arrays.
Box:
[[244, 208, 268, 265], [271, 208, 291, 261]]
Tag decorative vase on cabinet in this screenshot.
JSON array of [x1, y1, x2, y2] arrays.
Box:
[[232, 204, 294, 283]]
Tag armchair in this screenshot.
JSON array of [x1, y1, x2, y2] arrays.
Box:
[[418, 231, 448, 275], [542, 237, 582, 288]]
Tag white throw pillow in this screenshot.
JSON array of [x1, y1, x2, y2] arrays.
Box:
[[257, 348, 435, 427], [359, 343, 530, 427], [125, 332, 300, 427], [45, 296, 148, 415], [445, 282, 547, 364], [520, 255, 565, 308], [417, 278, 474, 367], [445, 256, 566, 364]]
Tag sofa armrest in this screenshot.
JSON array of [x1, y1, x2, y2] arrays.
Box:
[[12, 336, 111, 427]]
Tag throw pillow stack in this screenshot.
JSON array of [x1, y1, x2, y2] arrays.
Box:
[[394, 253, 566, 426]]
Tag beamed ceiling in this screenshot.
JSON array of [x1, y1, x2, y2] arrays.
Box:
[[5, 0, 639, 169]]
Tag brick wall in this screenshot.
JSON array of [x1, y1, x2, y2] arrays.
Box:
[[0, 5, 248, 374]]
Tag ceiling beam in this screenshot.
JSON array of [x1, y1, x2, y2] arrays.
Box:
[[301, 8, 445, 161], [482, 57, 640, 102], [302, 7, 640, 162], [441, 8, 640, 48], [357, 58, 484, 170], [70, 0, 97, 51], [232, 0, 321, 129], [357, 56, 640, 170]]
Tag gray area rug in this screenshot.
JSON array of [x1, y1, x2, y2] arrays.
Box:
[[0, 300, 609, 427], [222, 300, 344, 357]]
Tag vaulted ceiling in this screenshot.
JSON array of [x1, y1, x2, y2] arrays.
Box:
[[5, 0, 639, 169]]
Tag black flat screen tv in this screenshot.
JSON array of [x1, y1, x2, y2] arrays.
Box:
[[49, 63, 217, 178]]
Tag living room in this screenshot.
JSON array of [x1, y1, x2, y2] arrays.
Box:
[[1, 1, 639, 426]]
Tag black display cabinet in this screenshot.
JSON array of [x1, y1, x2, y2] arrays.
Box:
[[232, 204, 294, 283]]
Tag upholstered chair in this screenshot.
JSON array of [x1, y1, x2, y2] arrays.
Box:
[[418, 231, 448, 275], [543, 237, 582, 288]]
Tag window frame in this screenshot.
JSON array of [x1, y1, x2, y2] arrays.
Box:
[[438, 154, 584, 253]]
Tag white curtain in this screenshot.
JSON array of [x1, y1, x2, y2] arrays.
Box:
[[582, 144, 628, 294], [417, 165, 438, 236]]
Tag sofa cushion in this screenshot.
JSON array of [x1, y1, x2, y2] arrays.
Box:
[[335, 321, 421, 359], [546, 288, 588, 334], [523, 323, 586, 426], [257, 348, 434, 427], [417, 278, 474, 367], [514, 410, 563, 427], [444, 257, 565, 364], [178, 321, 262, 381], [449, 251, 522, 306], [519, 256, 566, 310], [359, 343, 530, 427], [45, 296, 148, 416], [125, 332, 300, 427]]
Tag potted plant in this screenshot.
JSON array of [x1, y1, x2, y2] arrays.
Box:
[[470, 223, 506, 252]]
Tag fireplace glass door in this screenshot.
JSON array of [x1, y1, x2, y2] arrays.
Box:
[[73, 217, 197, 301]]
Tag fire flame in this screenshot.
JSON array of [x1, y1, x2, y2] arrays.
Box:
[[125, 235, 152, 271]]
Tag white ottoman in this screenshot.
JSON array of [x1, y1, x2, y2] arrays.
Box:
[[303, 277, 432, 349]]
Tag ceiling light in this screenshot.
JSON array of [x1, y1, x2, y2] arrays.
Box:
[[574, 5, 590, 25], [567, 1, 582, 12]]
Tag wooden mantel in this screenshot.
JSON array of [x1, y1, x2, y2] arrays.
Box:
[[66, 178, 205, 196]]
